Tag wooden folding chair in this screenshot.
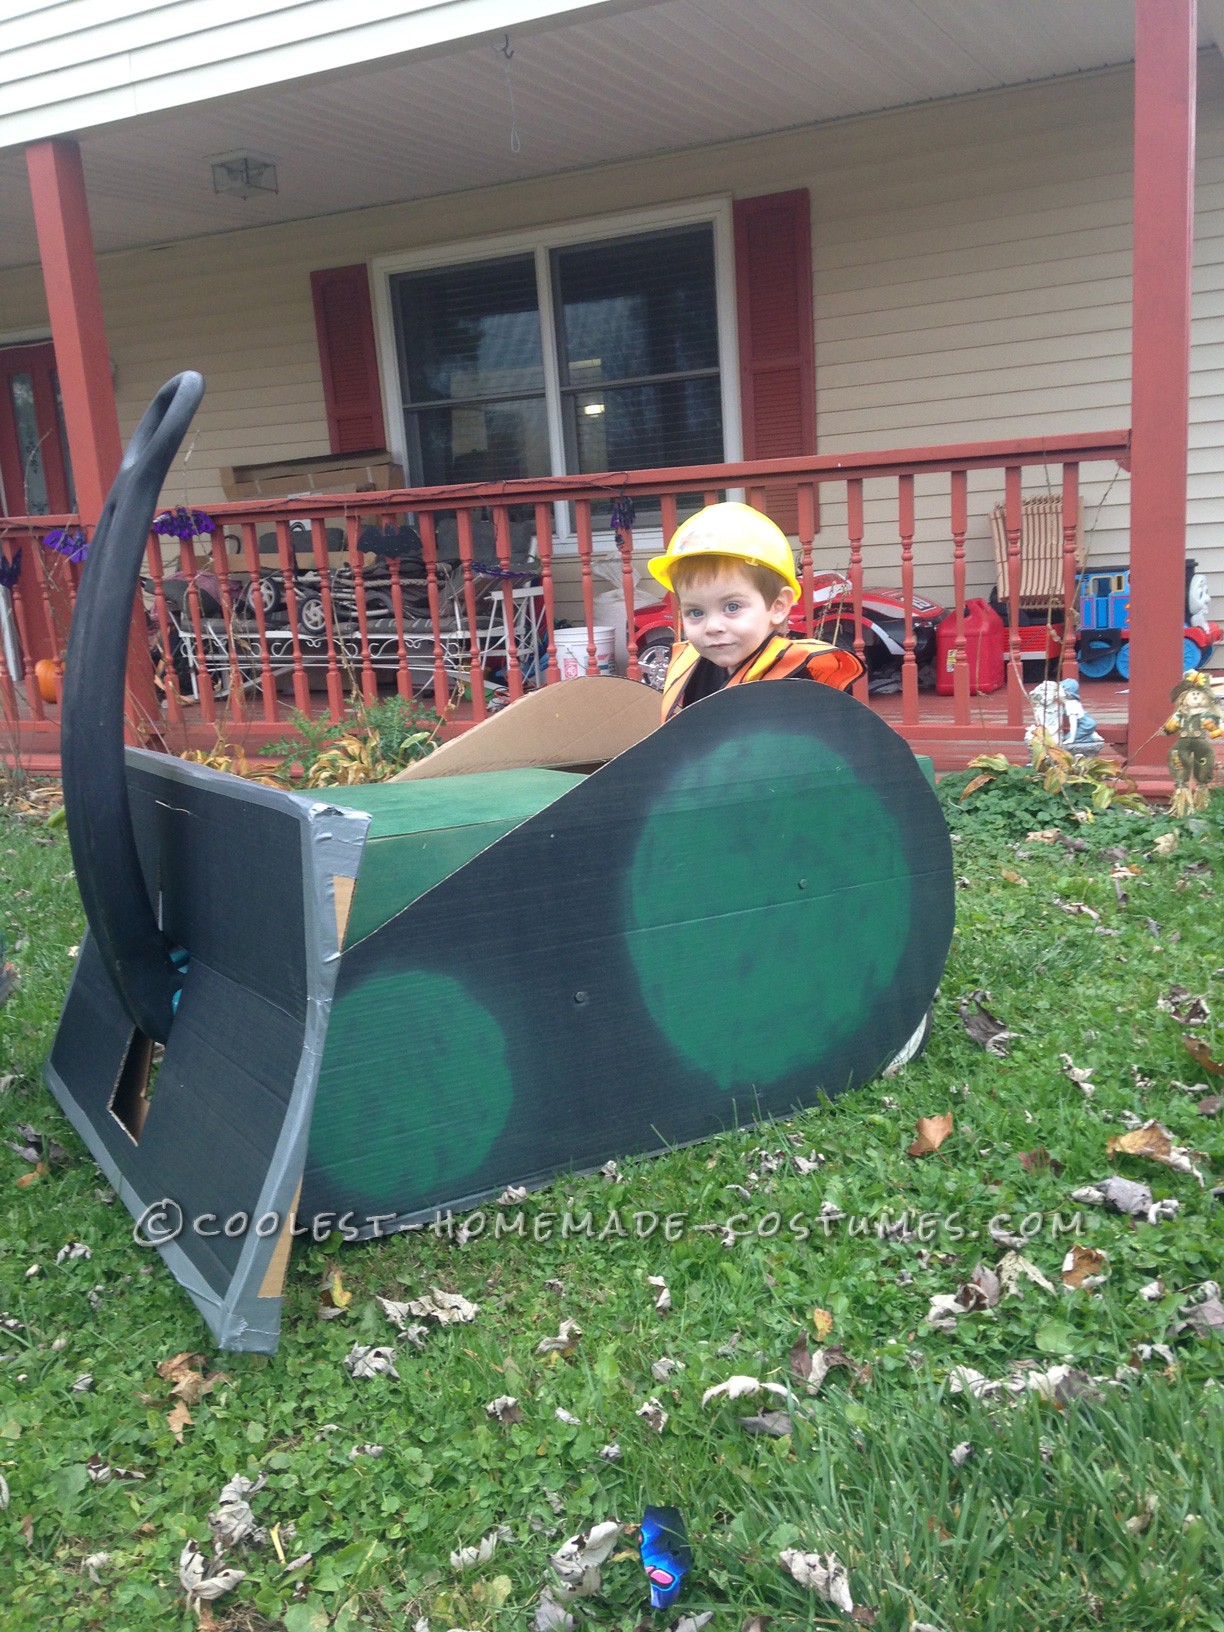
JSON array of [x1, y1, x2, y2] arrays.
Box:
[[989, 494, 1086, 609]]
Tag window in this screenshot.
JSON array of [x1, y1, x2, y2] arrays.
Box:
[[552, 226, 723, 476], [386, 211, 732, 529], [393, 253, 548, 487]]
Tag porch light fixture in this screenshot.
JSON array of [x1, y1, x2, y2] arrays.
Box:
[[583, 402, 605, 416], [210, 151, 278, 199]]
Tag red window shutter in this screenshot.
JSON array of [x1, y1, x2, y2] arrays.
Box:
[[733, 190, 815, 533], [311, 264, 387, 455]]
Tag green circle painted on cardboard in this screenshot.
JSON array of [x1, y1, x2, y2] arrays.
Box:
[[309, 970, 513, 1201], [626, 730, 909, 1089]]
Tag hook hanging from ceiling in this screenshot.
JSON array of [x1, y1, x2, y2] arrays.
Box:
[[494, 34, 521, 153]]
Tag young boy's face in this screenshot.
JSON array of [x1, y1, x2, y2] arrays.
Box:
[[677, 566, 795, 670]]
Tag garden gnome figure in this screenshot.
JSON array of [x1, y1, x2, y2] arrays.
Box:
[[1164, 671, 1224, 815], [1026, 678, 1104, 753]]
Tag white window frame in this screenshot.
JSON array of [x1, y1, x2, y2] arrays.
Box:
[[370, 197, 742, 548]]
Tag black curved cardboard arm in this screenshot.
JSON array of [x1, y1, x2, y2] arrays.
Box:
[[61, 371, 206, 1043]]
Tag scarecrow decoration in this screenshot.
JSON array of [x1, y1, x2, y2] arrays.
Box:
[[1164, 671, 1224, 815]]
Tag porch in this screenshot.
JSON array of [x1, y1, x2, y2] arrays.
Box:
[[1, 428, 1140, 778]]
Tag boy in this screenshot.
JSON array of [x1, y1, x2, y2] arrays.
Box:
[[647, 502, 863, 721]]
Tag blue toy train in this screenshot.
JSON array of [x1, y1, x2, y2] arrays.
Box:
[[1077, 559, 1218, 679]]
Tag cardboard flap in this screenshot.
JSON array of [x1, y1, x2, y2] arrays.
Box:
[[390, 677, 659, 780]]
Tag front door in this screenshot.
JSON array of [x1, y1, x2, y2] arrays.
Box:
[[0, 342, 77, 669]]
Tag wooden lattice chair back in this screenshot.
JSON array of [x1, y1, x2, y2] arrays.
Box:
[[990, 495, 1086, 608]]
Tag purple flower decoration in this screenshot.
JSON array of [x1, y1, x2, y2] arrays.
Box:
[[153, 507, 215, 542], [0, 548, 21, 590], [43, 528, 89, 564], [610, 496, 636, 535]]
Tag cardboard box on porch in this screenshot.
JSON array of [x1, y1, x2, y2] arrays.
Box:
[[220, 452, 404, 501]]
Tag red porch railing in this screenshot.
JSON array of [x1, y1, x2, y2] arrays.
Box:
[[0, 430, 1131, 773]]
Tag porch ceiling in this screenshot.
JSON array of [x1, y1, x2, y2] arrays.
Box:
[[0, 0, 1202, 277]]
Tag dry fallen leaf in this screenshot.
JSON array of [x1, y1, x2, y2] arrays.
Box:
[[646, 1274, 671, 1314], [811, 1307, 834, 1341], [1018, 1145, 1063, 1175], [535, 1319, 582, 1358], [635, 1397, 668, 1433], [908, 1112, 954, 1157], [1062, 1243, 1110, 1290], [1106, 1120, 1207, 1186], [343, 1344, 399, 1380], [958, 990, 1017, 1056], [178, 1539, 245, 1608], [166, 1401, 193, 1442], [549, 1520, 620, 1600], [1158, 985, 1210, 1026], [404, 1288, 479, 1325], [739, 1409, 794, 1437], [484, 1395, 522, 1424], [702, 1375, 789, 1407], [778, 1549, 854, 1613], [1183, 1034, 1224, 1076], [318, 1269, 352, 1320], [651, 1355, 685, 1383], [1176, 1284, 1224, 1335], [1198, 1095, 1222, 1118], [997, 1251, 1056, 1297]]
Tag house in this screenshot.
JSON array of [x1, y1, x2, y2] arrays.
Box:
[[0, 0, 1211, 773]]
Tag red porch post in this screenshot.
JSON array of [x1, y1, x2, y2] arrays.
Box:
[[25, 138, 164, 741], [1128, 0, 1196, 768]]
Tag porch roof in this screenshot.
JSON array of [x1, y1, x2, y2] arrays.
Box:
[[0, 0, 1214, 275]]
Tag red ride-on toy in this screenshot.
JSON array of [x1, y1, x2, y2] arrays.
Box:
[[632, 571, 947, 693]]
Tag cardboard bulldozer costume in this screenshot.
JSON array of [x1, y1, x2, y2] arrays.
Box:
[[46, 375, 955, 1354]]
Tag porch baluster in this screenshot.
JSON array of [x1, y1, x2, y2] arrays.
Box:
[[493, 505, 523, 701], [0, 628, 16, 730], [143, 527, 184, 728], [237, 521, 278, 722], [846, 479, 868, 705], [950, 471, 970, 726], [576, 500, 598, 675], [660, 493, 679, 545], [275, 519, 311, 714], [179, 536, 216, 728], [618, 517, 640, 682], [534, 503, 558, 686], [898, 474, 918, 726], [416, 510, 451, 716], [309, 517, 345, 720], [344, 515, 378, 707], [457, 509, 486, 721], [383, 549, 411, 704], [1003, 465, 1025, 724], [208, 528, 246, 723], [797, 483, 817, 637], [30, 541, 68, 703], [4, 540, 46, 723], [1061, 463, 1081, 683]]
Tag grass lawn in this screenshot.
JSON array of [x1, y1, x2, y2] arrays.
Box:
[[1, 767, 1222, 1632]]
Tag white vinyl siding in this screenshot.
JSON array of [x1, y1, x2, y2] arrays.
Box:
[[0, 0, 622, 146], [3, 59, 1224, 622]]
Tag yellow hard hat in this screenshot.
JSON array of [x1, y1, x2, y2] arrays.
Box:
[[648, 501, 801, 597]]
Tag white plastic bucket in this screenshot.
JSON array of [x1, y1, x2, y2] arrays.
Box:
[[553, 625, 616, 681]]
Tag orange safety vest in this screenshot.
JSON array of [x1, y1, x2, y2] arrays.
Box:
[[660, 634, 863, 723]]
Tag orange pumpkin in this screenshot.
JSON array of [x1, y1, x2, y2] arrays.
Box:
[[34, 657, 64, 704]]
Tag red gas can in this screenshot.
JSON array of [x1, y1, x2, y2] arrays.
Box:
[[935, 598, 1006, 695]]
